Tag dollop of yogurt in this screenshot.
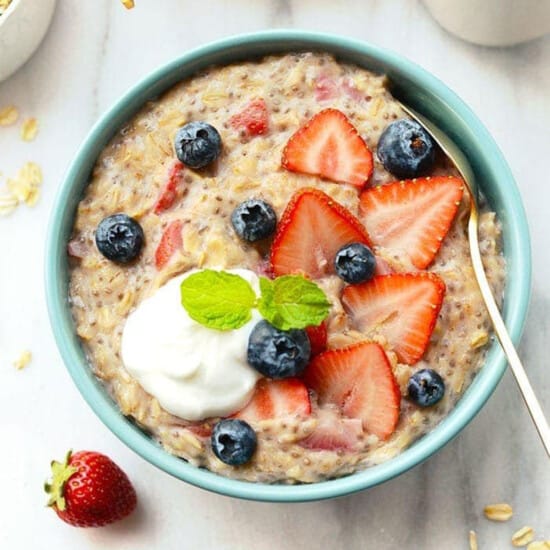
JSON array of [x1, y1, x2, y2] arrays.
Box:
[[121, 269, 262, 421]]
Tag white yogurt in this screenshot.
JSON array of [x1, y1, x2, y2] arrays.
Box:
[[121, 269, 262, 421]]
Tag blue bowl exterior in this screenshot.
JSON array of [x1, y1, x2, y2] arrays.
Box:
[[45, 30, 531, 502]]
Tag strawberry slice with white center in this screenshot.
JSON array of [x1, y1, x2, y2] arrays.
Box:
[[300, 408, 364, 451], [233, 378, 311, 423], [270, 188, 372, 278], [359, 176, 464, 269], [282, 109, 374, 187], [341, 273, 446, 365], [303, 341, 400, 440]]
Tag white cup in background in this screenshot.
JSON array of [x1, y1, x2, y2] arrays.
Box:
[[423, 0, 550, 47], [0, 0, 57, 82]]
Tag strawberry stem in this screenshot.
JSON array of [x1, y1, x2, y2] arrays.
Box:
[[44, 450, 77, 511]]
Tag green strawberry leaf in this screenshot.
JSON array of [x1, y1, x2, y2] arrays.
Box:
[[44, 450, 77, 511]]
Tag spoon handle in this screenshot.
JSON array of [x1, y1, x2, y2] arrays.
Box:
[[395, 100, 549, 456], [468, 208, 550, 457]]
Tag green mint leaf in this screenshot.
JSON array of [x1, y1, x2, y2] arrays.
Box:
[[257, 275, 331, 331], [180, 270, 257, 330]]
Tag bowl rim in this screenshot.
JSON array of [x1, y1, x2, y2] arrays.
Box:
[[45, 29, 532, 502], [0, 0, 21, 27]]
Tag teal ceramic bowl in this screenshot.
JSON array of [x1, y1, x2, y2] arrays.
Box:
[[45, 30, 531, 502]]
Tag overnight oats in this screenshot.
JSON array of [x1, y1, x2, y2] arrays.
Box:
[[67, 53, 505, 483]]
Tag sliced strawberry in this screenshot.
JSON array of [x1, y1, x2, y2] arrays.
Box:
[[341, 78, 363, 102], [154, 220, 183, 269], [185, 423, 212, 438], [359, 176, 464, 269], [255, 257, 274, 279], [374, 256, 394, 276], [303, 341, 400, 440], [270, 188, 372, 278], [233, 378, 311, 423], [305, 322, 328, 356], [282, 109, 374, 187], [230, 98, 269, 136], [153, 161, 184, 215], [300, 408, 363, 451], [67, 238, 87, 259], [341, 273, 445, 365], [314, 75, 338, 102]]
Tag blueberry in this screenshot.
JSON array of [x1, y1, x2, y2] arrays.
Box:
[[247, 320, 311, 379], [95, 214, 144, 263], [407, 368, 445, 407], [211, 419, 257, 466], [377, 119, 435, 179], [334, 242, 376, 284], [231, 199, 277, 242], [174, 121, 222, 169]]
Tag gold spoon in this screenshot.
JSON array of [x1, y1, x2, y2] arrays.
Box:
[[397, 102, 550, 458]]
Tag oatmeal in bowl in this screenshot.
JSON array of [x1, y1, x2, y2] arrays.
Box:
[[47, 32, 530, 500]]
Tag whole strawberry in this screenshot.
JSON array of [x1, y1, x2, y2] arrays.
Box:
[[44, 450, 137, 527]]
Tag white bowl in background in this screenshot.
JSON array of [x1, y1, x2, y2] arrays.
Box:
[[423, 0, 550, 47], [0, 0, 57, 82]]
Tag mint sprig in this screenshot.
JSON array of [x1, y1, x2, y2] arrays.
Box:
[[257, 276, 331, 330], [180, 270, 330, 331], [180, 270, 257, 330]]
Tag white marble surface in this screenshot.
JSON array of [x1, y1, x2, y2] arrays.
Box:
[[1, 1, 549, 548]]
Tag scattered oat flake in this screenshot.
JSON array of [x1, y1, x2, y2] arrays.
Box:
[[7, 163, 41, 200], [0, 105, 19, 126], [0, 162, 42, 214], [0, 191, 18, 216], [19, 161, 42, 186], [13, 350, 32, 370], [0, 190, 17, 205], [21, 117, 38, 141], [121, 0, 134, 8], [470, 330, 489, 349], [527, 542, 550, 550], [469, 530, 478, 550], [8, 177, 31, 202], [484, 502, 513, 522], [512, 526, 535, 547], [25, 186, 41, 207], [0, 203, 18, 216]]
